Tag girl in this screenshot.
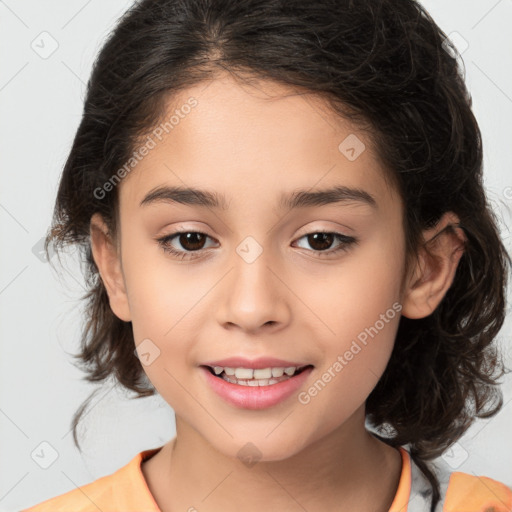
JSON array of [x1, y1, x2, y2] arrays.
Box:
[[22, 0, 512, 511]]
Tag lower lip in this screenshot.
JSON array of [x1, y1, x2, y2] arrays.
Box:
[[200, 366, 314, 410]]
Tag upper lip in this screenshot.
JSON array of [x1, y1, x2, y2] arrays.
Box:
[[201, 357, 312, 369]]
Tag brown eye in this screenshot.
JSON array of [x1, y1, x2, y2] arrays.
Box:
[[294, 231, 357, 257], [157, 230, 357, 261], [305, 232, 335, 251], [157, 231, 217, 260], [175, 232, 207, 251]]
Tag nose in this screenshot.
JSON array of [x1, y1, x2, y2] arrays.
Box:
[[216, 245, 291, 334]]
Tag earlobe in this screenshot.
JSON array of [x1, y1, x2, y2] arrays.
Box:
[[401, 212, 467, 320], [90, 213, 132, 322]]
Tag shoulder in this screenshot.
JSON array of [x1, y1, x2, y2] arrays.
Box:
[[444, 471, 512, 512], [405, 447, 512, 512], [20, 472, 121, 512], [20, 447, 163, 512]]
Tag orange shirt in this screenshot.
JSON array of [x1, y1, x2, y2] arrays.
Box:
[[21, 446, 512, 512]]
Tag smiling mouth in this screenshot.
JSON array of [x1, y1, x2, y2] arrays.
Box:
[[202, 364, 313, 387]]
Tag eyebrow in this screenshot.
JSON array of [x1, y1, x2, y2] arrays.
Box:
[[139, 185, 377, 211]]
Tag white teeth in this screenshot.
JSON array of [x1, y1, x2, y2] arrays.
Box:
[[234, 368, 254, 379], [253, 368, 272, 379], [222, 376, 282, 386], [209, 365, 306, 382], [271, 367, 284, 377], [214, 366, 300, 379]]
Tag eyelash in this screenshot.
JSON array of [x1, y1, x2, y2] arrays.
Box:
[[156, 230, 358, 261]]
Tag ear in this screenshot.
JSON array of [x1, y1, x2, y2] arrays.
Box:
[[90, 213, 131, 322], [401, 211, 467, 320]]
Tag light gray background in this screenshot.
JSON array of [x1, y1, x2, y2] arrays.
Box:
[[1, 1, 511, 511]]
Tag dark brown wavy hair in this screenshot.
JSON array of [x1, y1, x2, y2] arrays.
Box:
[[45, 0, 510, 509]]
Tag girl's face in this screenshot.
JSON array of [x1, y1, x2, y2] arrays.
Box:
[[99, 73, 410, 460]]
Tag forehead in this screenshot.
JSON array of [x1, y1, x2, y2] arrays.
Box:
[[119, 72, 400, 216]]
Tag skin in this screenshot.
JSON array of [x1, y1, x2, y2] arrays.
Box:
[[90, 71, 466, 512]]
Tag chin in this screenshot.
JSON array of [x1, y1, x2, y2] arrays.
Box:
[[210, 432, 309, 464]]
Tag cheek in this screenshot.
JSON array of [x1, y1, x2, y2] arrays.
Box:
[[123, 242, 196, 406], [298, 298, 401, 436], [305, 230, 404, 340], [299, 234, 404, 401], [120, 229, 196, 337], [121, 229, 211, 387]]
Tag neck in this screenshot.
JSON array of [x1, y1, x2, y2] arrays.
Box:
[[143, 407, 402, 512]]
